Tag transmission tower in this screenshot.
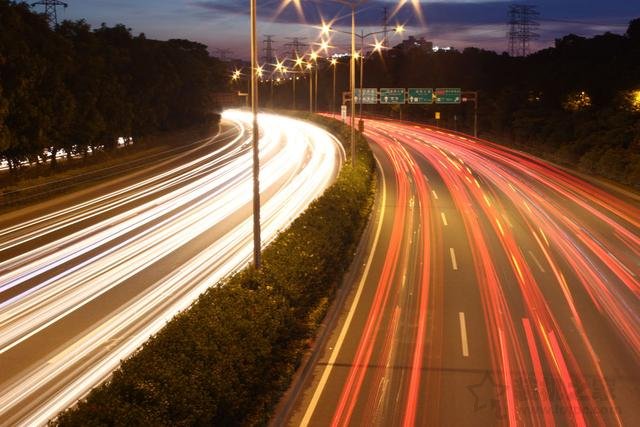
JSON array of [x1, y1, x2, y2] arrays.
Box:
[[508, 4, 540, 57], [31, 0, 68, 27], [263, 35, 276, 72], [382, 7, 389, 48], [283, 37, 308, 60]]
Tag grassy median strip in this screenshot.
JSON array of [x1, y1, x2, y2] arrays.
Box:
[[52, 113, 375, 426]]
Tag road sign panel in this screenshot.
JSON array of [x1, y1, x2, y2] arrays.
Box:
[[380, 88, 405, 104], [435, 88, 461, 104], [408, 88, 434, 104], [354, 88, 378, 104]]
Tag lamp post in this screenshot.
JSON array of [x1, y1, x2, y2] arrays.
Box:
[[290, 72, 305, 111], [348, 4, 364, 166], [324, 26, 403, 123], [306, 62, 313, 113], [313, 0, 362, 164], [317, 40, 331, 113], [292, 74, 296, 109], [250, 0, 261, 268], [231, 69, 250, 108], [357, 36, 394, 121], [314, 62, 318, 112], [284, 0, 415, 162], [293, 56, 305, 110], [330, 58, 338, 117], [325, 1, 404, 164], [349, 5, 356, 163], [275, 59, 287, 109], [269, 77, 274, 108], [308, 51, 320, 113]]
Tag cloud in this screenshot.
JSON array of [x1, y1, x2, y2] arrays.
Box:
[[189, 0, 637, 28], [60, 0, 638, 61], [188, 0, 429, 27]]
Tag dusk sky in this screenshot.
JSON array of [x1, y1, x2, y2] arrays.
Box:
[[53, 1, 640, 59]]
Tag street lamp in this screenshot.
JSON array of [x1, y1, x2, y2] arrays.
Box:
[[308, 50, 320, 112], [321, 20, 332, 37], [351, 26, 403, 122], [231, 69, 250, 108], [306, 62, 313, 113], [285, 0, 418, 165], [342, 0, 360, 165], [315, 39, 334, 112], [273, 59, 288, 109], [288, 70, 305, 111], [330, 58, 338, 116], [292, 56, 305, 110], [250, 0, 261, 268], [322, 0, 404, 164], [293, 0, 366, 163], [319, 21, 403, 134]]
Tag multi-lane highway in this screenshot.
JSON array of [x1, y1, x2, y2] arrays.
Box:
[[287, 118, 640, 426], [0, 110, 343, 426]]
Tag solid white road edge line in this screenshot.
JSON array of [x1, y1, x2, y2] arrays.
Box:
[[300, 154, 388, 426]]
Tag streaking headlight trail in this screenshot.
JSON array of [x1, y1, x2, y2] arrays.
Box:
[[0, 110, 344, 425]]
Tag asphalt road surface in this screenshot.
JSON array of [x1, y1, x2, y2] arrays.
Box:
[[285, 117, 640, 426], [0, 110, 344, 426]]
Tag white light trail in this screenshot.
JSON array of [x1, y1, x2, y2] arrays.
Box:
[[0, 110, 343, 425]]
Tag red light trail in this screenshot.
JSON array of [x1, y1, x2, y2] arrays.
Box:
[[296, 116, 639, 426]]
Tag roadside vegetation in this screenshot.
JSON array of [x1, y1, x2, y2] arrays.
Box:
[[0, 125, 215, 210], [0, 0, 225, 172], [52, 114, 376, 426]]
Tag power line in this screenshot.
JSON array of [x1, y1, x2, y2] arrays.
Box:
[[508, 4, 540, 57], [283, 37, 308, 59], [263, 35, 276, 70], [31, 0, 68, 27], [383, 6, 389, 48]]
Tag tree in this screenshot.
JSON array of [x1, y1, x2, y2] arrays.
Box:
[[0, 87, 9, 155], [627, 18, 640, 42]]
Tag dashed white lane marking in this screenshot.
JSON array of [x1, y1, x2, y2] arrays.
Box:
[[441, 212, 448, 226], [528, 250, 546, 273], [450, 248, 458, 271], [459, 312, 470, 357]]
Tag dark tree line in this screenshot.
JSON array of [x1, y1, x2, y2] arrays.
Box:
[[269, 19, 640, 187], [0, 1, 226, 170]]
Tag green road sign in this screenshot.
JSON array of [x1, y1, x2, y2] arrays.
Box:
[[435, 88, 461, 104], [380, 88, 405, 104], [408, 88, 434, 104], [354, 88, 378, 104]]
